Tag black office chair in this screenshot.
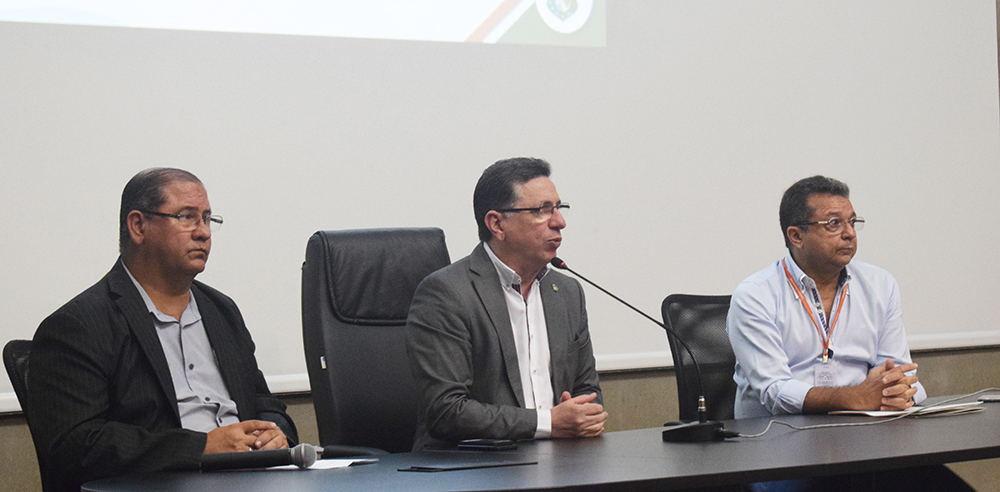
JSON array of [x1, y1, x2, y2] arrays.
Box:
[[661, 294, 737, 422], [3, 339, 32, 415], [301, 228, 450, 453], [4, 339, 47, 488]]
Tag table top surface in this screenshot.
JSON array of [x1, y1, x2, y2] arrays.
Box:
[[84, 397, 1000, 492]]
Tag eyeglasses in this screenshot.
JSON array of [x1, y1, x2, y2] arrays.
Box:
[[141, 210, 223, 232], [795, 216, 864, 234], [496, 202, 569, 221]]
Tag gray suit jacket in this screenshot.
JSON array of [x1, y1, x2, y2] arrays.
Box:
[[27, 259, 296, 492], [406, 244, 602, 451]]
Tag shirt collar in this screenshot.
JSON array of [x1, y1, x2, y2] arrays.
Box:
[[783, 250, 851, 290], [483, 242, 550, 288], [122, 262, 201, 326]]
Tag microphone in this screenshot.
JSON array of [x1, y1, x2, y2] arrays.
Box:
[[549, 257, 730, 442], [200, 442, 317, 471]]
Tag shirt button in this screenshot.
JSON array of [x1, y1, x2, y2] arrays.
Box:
[[188, 364, 194, 370], [205, 397, 211, 402]]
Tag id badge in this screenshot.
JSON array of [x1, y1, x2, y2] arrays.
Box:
[[814, 361, 838, 387]]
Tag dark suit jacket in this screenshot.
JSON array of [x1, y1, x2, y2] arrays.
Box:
[[27, 259, 297, 492], [406, 244, 602, 451]]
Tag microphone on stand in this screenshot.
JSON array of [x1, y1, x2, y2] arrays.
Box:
[[549, 257, 732, 442]]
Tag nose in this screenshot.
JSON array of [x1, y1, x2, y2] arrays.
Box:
[[192, 218, 212, 240], [841, 221, 856, 239], [550, 207, 567, 229]]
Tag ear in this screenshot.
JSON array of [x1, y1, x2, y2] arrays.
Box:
[[484, 210, 506, 242], [786, 226, 805, 249], [127, 210, 147, 247]]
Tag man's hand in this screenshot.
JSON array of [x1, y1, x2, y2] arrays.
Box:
[[803, 359, 919, 413], [848, 359, 919, 411], [204, 420, 289, 454], [550, 392, 608, 439], [878, 359, 919, 411]]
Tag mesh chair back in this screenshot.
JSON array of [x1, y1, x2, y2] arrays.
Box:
[[301, 228, 449, 452], [661, 294, 736, 422]]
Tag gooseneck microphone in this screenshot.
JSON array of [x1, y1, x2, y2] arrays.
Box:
[[200, 442, 317, 471], [550, 257, 731, 442]]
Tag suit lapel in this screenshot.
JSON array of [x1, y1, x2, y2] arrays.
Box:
[[108, 259, 181, 423], [193, 285, 249, 418], [541, 272, 570, 402], [468, 245, 526, 408]]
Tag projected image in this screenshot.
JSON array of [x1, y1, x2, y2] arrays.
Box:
[[0, 0, 605, 46]]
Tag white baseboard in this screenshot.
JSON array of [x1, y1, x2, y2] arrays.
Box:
[[907, 331, 1000, 351]]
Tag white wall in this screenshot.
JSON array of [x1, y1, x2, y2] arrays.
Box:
[[2, 0, 999, 411]]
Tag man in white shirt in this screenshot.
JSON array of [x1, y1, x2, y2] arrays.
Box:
[[406, 157, 606, 451]]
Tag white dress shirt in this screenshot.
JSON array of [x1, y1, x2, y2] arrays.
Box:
[[484, 243, 555, 438]]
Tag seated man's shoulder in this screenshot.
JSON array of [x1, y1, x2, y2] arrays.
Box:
[[847, 259, 894, 281], [43, 274, 119, 327], [416, 253, 475, 290], [733, 261, 784, 298]]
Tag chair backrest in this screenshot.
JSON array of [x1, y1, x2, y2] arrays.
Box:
[[3, 339, 47, 490], [3, 339, 32, 415], [660, 294, 736, 422], [301, 228, 450, 453]]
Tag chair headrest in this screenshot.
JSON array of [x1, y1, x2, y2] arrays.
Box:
[[310, 228, 450, 324]]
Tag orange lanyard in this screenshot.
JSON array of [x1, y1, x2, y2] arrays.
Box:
[[782, 259, 848, 364]]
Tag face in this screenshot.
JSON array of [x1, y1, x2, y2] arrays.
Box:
[[791, 193, 858, 274], [497, 176, 566, 271], [140, 180, 213, 279]]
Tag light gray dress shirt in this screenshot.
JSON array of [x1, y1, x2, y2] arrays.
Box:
[[124, 265, 240, 432]]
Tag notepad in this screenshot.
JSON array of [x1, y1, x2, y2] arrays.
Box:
[[829, 401, 983, 417]]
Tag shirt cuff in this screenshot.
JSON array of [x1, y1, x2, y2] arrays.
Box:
[[774, 378, 812, 415], [912, 381, 928, 404], [534, 408, 552, 439]]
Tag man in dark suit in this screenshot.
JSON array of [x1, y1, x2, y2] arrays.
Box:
[[406, 157, 606, 451], [27, 168, 296, 492]]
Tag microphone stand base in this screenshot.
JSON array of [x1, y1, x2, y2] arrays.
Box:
[[662, 421, 725, 442]]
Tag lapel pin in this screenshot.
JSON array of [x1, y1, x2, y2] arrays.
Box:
[[552, 284, 559, 292]]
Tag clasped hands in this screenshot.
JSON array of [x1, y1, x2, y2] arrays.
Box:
[[204, 420, 288, 454], [863, 359, 920, 411], [550, 392, 608, 439]]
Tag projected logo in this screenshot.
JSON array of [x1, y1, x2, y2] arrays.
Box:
[[537, 0, 593, 34]]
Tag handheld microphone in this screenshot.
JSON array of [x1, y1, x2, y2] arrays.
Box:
[[550, 257, 730, 442], [200, 442, 317, 471]]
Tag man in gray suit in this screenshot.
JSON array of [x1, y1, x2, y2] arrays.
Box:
[[406, 157, 606, 451], [28, 168, 296, 492]]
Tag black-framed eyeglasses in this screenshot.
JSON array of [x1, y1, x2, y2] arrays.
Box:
[[140, 210, 223, 232], [795, 216, 864, 234], [496, 202, 569, 221]]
